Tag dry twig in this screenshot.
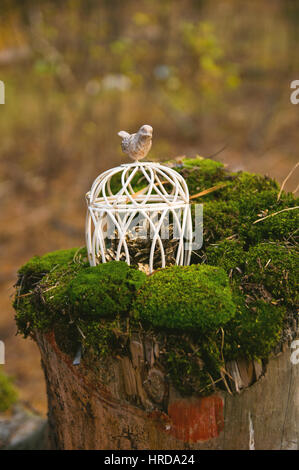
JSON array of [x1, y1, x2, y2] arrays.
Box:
[[253, 206, 299, 224], [277, 162, 299, 201], [189, 182, 228, 200]]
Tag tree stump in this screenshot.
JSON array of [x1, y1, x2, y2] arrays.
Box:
[[36, 330, 299, 450]]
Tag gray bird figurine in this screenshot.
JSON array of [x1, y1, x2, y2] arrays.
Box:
[[118, 124, 153, 161]]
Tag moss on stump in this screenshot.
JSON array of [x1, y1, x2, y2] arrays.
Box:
[[13, 157, 299, 397], [132, 265, 235, 330]]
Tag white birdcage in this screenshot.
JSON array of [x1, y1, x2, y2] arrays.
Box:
[[85, 160, 192, 274]]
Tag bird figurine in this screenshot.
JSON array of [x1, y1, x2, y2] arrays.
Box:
[[118, 124, 153, 161]]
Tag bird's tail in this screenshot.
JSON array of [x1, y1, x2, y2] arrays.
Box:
[[118, 130, 130, 139]]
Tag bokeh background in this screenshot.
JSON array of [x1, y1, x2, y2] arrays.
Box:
[[0, 0, 298, 414]]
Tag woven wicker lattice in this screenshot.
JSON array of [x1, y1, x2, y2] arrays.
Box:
[[85, 161, 192, 274]]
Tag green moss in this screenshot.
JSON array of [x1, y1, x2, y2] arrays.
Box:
[[67, 262, 146, 319], [159, 326, 227, 396], [13, 158, 298, 398], [245, 243, 299, 307], [221, 172, 279, 201], [181, 156, 224, 172], [0, 368, 18, 412], [180, 160, 298, 249], [162, 337, 218, 396], [79, 318, 128, 358], [54, 317, 128, 359], [132, 265, 235, 330], [202, 200, 240, 244], [201, 193, 298, 250], [15, 253, 146, 339], [42, 264, 84, 316], [173, 157, 229, 200], [205, 240, 245, 274], [204, 240, 298, 307], [14, 256, 87, 337], [241, 203, 298, 245], [17, 247, 88, 293], [223, 296, 285, 360]]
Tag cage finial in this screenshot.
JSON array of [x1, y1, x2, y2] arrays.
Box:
[[118, 124, 153, 161]]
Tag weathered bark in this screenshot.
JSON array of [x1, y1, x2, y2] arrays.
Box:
[[36, 331, 299, 450]]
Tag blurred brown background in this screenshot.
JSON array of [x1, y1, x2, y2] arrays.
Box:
[[0, 0, 298, 415]]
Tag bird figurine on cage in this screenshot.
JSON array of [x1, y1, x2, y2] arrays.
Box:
[[86, 124, 192, 274], [118, 124, 153, 161]]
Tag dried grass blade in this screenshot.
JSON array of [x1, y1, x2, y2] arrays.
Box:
[[253, 206, 299, 224], [189, 182, 228, 200], [277, 162, 299, 201]]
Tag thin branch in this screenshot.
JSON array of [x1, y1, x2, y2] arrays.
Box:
[[220, 368, 233, 395], [277, 162, 299, 201], [293, 183, 299, 194], [189, 182, 228, 200], [220, 327, 225, 363], [198, 377, 223, 394], [206, 144, 228, 160], [253, 206, 299, 224], [15, 291, 33, 299], [76, 325, 86, 340]]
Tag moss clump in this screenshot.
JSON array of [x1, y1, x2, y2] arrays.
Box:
[[161, 335, 221, 396], [173, 156, 229, 200], [15, 255, 146, 340], [176, 158, 298, 250], [220, 171, 279, 201], [19, 247, 84, 276], [133, 265, 235, 330], [14, 249, 88, 337], [17, 247, 88, 293], [205, 240, 245, 274], [245, 243, 299, 307], [202, 200, 240, 244], [67, 262, 146, 319], [13, 157, 299, 398], [203, 239, 298, 307], [0, 368, 18, 412], [181, 156, 225, 173], [223, 296, 286, 360], [78, 318, 129, 358], [241, 204, 298, 245], [210, 187, 298, 248]]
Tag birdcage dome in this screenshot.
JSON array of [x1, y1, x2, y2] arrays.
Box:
[[86, 161, 192, 274]]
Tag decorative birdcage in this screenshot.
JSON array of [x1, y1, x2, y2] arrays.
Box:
[[85, 128, 192, 274]]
